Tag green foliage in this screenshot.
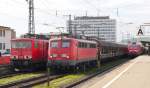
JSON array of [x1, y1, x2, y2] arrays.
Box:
[[33, 74, 84, 88], [0, 73, 41, 85], [34, 58, 128, 88]]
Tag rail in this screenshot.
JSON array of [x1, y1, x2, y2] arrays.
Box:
[[0, 74, 65, 88], [61, 59, 130, 88]]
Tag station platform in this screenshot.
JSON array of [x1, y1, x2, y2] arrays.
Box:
[[77, 55, 150, 88]]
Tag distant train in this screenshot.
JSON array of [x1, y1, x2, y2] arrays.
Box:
[[128, 42, 145, 57], [10, 38, 48, 71], [10, 37, 146, 71], [47, 37, 128, 71]]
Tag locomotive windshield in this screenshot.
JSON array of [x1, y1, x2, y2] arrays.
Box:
[[62, 40, 70, 48], [12, 41, 31, 48], [51, 41, 58, 48], [50, 40, 70, 48]]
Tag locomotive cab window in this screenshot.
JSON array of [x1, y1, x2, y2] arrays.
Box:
[[51, 41, 58, 48], [62, 40, 70, 48], [12, 41, 31, 48], [34, 41, 38, 48]]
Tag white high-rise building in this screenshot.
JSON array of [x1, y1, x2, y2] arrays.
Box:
[[0, 26, 16, 54], [67, 16, 116, 42]]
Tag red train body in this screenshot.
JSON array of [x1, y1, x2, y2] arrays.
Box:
[[0, 55, 10, 65], [47, 37, 128, 70], [128, 42, 144, 56], [48, 38, 97, 67], [10, 38, 48, 70]]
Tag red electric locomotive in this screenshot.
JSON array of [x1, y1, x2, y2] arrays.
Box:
[[128, 42, 144, 56], [10, 38, 48, 71], [47, 38, 97, 69], [47, 37, 128, 71]]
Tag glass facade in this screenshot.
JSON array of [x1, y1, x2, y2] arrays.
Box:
[[67, 16, 116, 42]]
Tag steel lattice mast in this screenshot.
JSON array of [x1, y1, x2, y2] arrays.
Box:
[[26, 0, 35, 34]]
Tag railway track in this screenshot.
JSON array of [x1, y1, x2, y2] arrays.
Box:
[[0, 74, 65, 88], [0, 65, 10, 68], [61, 58, 130, 88], [0, 71, 41, 79], [0, 65, 16, 78], [0, 64, 46, 79], [0, 72, 22, 79]]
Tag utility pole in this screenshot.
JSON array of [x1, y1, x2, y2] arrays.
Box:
[[98, 29, 100, 39], [26, 0, 35, 34], [68, 14, 72, 35], [64, 14, 72, 35], [85, 11, 88, 16], [116, 8, 119, 17]]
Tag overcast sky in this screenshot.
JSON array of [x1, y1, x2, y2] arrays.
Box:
[[0, 0, 150, 42]]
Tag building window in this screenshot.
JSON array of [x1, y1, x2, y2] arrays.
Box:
[[3, 30, 5, 37], [0, 43, 2, 50], [0, 30, 2, 37], [3, 43, 5, 50]]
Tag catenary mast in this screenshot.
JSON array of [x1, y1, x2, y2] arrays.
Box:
[[26, 0, 35, 34]]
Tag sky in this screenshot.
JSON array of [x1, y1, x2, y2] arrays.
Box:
[[0, 0, 150, 42]]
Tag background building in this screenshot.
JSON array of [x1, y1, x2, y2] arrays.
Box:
[[67, 16, 116, 42], [0, 26, 16, 53]]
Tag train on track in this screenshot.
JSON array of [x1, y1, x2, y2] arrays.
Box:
[[47, 37, 128, 71], [10, 38, 49, 71], [9, 36, 145, 71], [128, 42, 145, 57]]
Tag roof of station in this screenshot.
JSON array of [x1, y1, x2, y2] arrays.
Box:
[[138, 36, 150, 42], [121, 36, 150, 43]]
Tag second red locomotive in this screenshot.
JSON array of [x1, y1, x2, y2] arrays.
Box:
[[47, 37, 128, 71]]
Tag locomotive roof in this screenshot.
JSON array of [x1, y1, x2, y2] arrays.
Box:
[[100, 41, 127, 47], [11, 38, 48, 41], [50, 38, 127, 47], [50, 38, 97, 44], [12, 38, 32, 41]]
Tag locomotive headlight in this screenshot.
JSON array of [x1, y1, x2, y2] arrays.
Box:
[[10, 56, 18, 59], [10, 56, 15, 59], [24, 56, 32, 59], [66, 56, 69, 59], [61, 54, 67, 58], [24, 56, 27, 59], [15, 56, 18, 59], [61, 54, 69, 58], [28, 56, 32, 59], [51, 54, 57, 58], [50, 55, 53, 58]]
